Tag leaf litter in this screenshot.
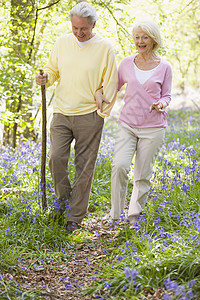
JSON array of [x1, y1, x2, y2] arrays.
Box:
[[0, 218, 117, 299]]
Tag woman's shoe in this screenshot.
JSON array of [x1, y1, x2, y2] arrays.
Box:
[[129, 215, 140, 228], [100, 214, 118, 230]]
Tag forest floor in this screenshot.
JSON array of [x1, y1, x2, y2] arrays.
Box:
[[2, 218, 119, 300], [1, 99, 199, 300]]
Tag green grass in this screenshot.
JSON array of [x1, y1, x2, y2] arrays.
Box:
[[0, 109, 200, 299]]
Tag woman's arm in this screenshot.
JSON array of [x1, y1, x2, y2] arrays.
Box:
[[95, 87, 110, 113], [158, 64, 173, 108], [150, 63, 172, 113]]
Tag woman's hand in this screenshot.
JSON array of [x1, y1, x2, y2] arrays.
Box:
[[95, 88, 110, 113], [150, 102, 164, 113]]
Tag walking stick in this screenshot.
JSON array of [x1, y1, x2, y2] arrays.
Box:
[[40, 69, 47, 209]]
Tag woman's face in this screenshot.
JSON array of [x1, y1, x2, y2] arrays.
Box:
[[133, 27, 155, 55]]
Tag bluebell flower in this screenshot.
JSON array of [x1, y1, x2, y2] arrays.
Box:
[[123, 267, 138, 283], [103, 281, 112, 288], [85, 257, 89, 265], [59, 277, 66, 281], [117, 256, 123, 262], [125, 242, 131, 249], [103, 250, 109, 254], [132, 256, 140, 262], [65, 282, 72, 289], [164, 277, 187, 297], [163, 294, 172, 299]]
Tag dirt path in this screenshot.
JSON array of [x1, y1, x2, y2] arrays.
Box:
[[2, 220, 113, 299]]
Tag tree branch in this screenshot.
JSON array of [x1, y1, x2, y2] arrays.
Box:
[[98, 1, 130, 38], [28, 0, 62, 62], [37, 0, 62, 12]]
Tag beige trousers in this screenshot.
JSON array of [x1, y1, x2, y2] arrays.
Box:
[[49, 112, 104, 224], [110, 121, 165, 221]]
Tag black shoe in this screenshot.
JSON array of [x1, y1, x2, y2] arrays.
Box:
[[66, 221, 79, 232]]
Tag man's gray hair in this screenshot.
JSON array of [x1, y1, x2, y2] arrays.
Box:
[[69, 2, 97, 25]]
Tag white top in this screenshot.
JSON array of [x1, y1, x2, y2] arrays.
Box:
[[133, 62, 159, 84], [75, 35, 95, 48]]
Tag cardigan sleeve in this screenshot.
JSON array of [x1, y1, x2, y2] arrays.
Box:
[[117, 59, 126, 91], [159, 63, 172, 108]]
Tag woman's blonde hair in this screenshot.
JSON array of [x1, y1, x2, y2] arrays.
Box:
[[132, 20, 161, 51]]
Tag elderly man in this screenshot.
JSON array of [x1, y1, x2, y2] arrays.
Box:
[[36, 2, 118, 231]]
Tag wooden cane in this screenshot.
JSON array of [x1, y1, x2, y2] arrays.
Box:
[[40, 69, 47, 209]]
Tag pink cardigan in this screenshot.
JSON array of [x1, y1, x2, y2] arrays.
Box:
[[118, 54, 172, 128]]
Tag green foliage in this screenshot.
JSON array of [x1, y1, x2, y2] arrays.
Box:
[[0, 109, 200, 299], [131, 0, 200, 90], [1, 0, 200, 146], [84, 109, 200, 299], [0, 0, 134, 147]]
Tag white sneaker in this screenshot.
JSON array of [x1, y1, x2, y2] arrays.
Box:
[[129, 215, 140, 227], [100, 214, 118, 230]]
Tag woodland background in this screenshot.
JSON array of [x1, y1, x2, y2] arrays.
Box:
[[0, 1, 200, 299], [0, 0, 200, 148]]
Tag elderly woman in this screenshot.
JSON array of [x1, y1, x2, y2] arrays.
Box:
[[96, 20, 172, 229]]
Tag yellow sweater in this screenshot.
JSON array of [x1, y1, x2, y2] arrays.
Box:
[[44, 33, 118, 118]]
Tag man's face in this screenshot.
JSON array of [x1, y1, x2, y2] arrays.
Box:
[[71, 15, 95, 42]]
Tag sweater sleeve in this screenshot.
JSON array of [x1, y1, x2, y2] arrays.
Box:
[[97, 47, 118, 118], [159, 63, 172, 108], [117, 60, 126, 91], [43, 40, 60, 88]]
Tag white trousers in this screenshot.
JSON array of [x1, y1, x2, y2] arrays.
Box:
[[110, 121, 165, 222]]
